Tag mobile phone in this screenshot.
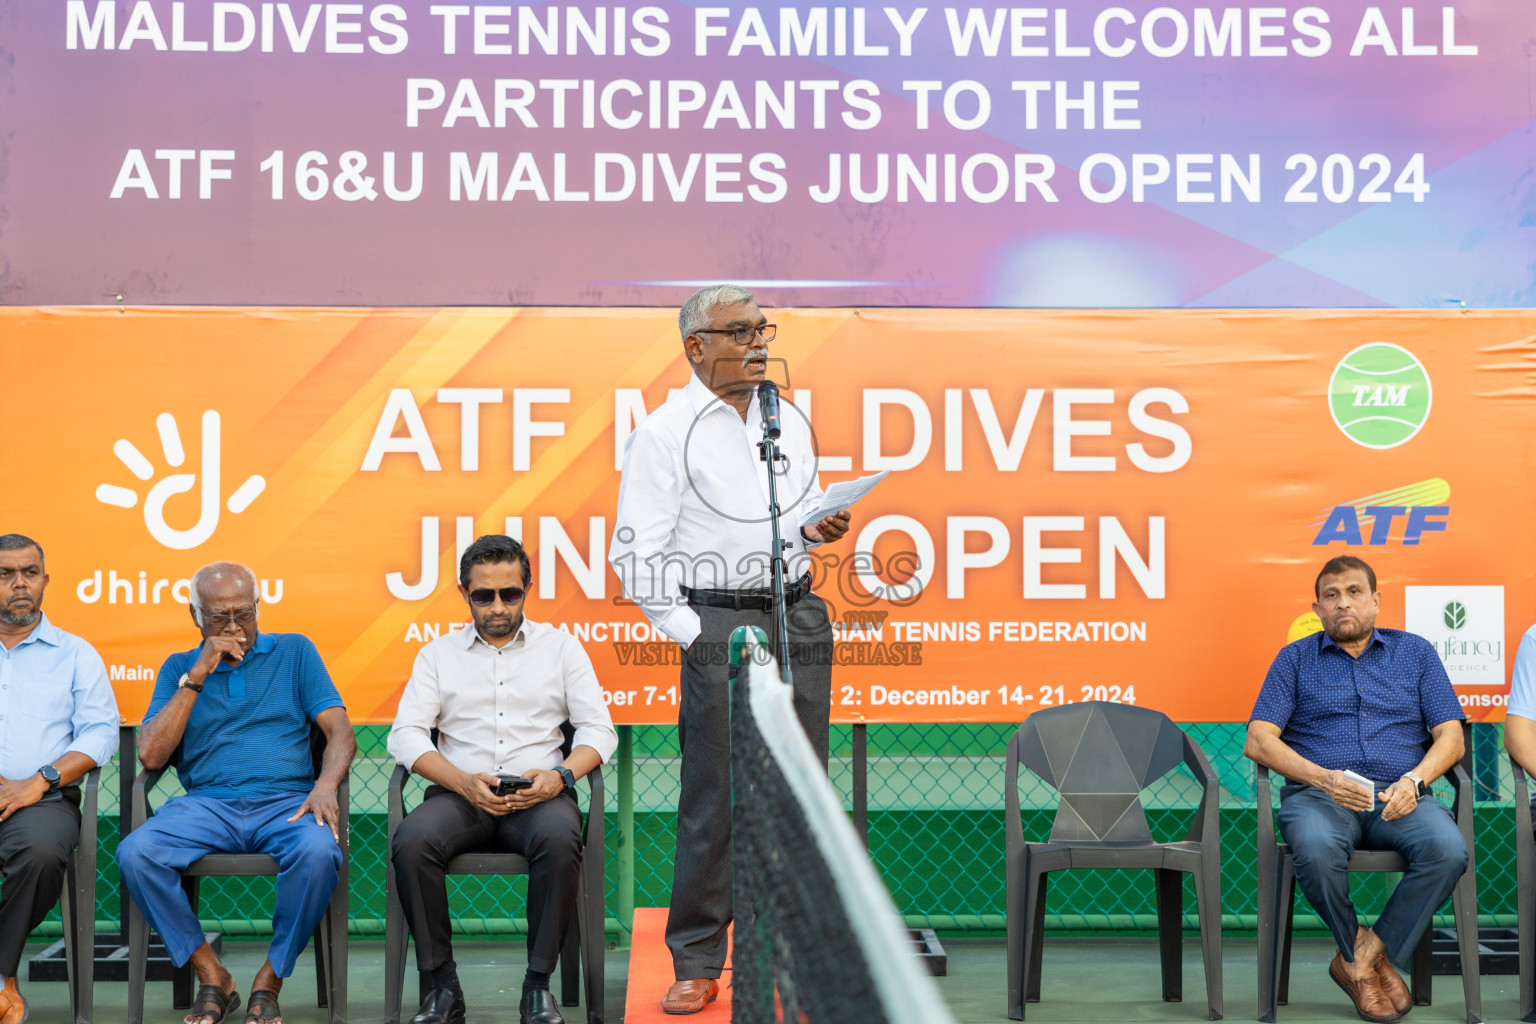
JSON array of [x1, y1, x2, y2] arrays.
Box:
[[494, 775, 534, 796]]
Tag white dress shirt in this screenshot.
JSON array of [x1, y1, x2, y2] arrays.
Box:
[[387, 618, 618, 776], [609, 373, 826, 648]]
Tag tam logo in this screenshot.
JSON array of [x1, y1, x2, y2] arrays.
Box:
[[1310, 478, 1450, 547]]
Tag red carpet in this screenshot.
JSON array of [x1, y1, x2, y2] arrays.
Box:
[[623, 908, 733, 1023]]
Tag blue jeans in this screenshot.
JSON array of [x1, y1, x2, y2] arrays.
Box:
[[118, 791, 342, 977], [1277, 783, 1467, 966]]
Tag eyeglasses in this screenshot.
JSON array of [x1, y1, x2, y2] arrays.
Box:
[[205, 607, 257, 629], [468, 586, 527, 607], [695, 323, 776, 345]]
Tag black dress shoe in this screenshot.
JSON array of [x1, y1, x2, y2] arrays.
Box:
[[520, 987, 566, 1024], [410, 987, 466, 1024]]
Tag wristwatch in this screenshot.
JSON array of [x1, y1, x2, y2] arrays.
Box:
[[38, 763, 61, 792], [554, 765, 576, 791], [177, 672, 204, 693], [1403, 772, 1428, 799]]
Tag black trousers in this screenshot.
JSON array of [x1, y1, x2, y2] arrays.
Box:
[[391, 786, 582, 975], [665, 593, 833, 979], [0, 794, 80, 977]]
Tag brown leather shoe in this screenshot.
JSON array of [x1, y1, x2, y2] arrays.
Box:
[[0, 976, 28, 1024], [1329, 952, 1402, 1024], [661, 978, 720, 1015], [1374, 957, 1411, 1016]]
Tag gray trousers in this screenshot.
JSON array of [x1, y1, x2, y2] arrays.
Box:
[[665, 592, 833, 979]]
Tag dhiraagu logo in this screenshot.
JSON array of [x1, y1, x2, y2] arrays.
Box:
[[1328, 343, 1432, 449], [94, 411, 265, 550]]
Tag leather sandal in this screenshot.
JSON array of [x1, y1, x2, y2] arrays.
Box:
[[244, 989, 282, 1024], [184, 985, 240, 1024]]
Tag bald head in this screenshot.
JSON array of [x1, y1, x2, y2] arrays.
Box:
[[190, 562, 259, 627]]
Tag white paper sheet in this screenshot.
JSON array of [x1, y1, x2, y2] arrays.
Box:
[[800, 470, 889, 527]]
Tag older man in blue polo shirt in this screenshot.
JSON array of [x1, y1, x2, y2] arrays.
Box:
[[0, 534, 119, 1024], [1245, 555, 1467, 1024], [118, 562, 356, 1024]]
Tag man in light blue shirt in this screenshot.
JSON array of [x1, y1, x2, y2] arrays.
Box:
[[1503, 623, 1536, 801], [0, 534, 119, 1024]]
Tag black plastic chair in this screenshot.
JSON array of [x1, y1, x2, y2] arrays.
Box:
[[125, 727, 349, 1024], [1511, 760, 1535, 1022], [57, 767, 101, 1024], [1005, 701, 1223, 1021], [1255, 723, 1480, 1024], [382, 725, 605, 1024]]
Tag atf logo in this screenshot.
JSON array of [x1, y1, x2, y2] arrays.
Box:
[[1312, 478, 1449, 546], [94, 411, 266, 550], [1328, 343, 1432, 449]]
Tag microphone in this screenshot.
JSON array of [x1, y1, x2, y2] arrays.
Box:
[[758, 380, 782, 439]]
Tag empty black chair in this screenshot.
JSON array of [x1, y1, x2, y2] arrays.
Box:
[[125, 726, 348, 1024], [1005, 701, 1223, 1021], [1255, 721, 1480, 1024], [1510, 759, 1535, 1022], [382, 724, 605, 1024]]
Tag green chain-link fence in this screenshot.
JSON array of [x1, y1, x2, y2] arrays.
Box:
[[35, 722, 1520, 945]]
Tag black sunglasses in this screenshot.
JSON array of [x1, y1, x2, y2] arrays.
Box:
[[468, 586, 526, 607]]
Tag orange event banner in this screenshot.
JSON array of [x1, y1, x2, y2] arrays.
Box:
[[4, 307, 1533, 725]]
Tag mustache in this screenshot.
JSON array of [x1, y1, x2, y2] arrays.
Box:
[[741, 346, 769, 367]]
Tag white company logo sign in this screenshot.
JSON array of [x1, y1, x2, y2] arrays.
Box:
[[94, 411, 266, 549], [1404, 585, 1505, 688]]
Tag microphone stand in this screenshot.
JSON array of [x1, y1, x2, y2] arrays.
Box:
[[757, 401, 794, 686]]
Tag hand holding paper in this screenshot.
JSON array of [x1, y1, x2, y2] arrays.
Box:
[[800, 470, 889, 528]]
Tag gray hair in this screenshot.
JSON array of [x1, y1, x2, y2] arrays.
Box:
[[190, 561, 260, 625], [679, 284, 755, 340], [0, 534, 44, 569]]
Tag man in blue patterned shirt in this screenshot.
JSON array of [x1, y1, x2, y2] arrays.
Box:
[[1246, 555, 1466, 1024], [118, 562, 356, 1024]]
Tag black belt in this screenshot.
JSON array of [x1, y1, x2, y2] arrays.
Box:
[[682, 573, 813, 611]]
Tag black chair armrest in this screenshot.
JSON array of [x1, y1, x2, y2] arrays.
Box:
[[337, 767, 351, 859], [585, 763, 604, 818], [1441, 722, 1476, 852], [1181, 735, 1222, 844], [1514, 760, 1535, 922], [583, 763, 605, 862], [78, 766, 101, 870], [388, 762, 409, 836], [1004, 730, 1023, 845], [1514, 760, 1534, 838], [130, 765, 170, 832], [1255, 764, 1276, 850]]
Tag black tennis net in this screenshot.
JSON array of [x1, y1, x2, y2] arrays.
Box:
[[728, 628, 955, 1024]]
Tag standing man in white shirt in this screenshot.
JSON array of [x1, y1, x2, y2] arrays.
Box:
[[389, 535, 617, 1024], [0, 534, 119, 1024], [609, 285, 852, 1015]]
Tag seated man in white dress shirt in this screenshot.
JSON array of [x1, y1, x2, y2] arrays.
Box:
[[388, 535, 617, 1024]]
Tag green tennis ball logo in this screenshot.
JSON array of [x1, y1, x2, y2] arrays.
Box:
[[1328, 343, 1433, 449]]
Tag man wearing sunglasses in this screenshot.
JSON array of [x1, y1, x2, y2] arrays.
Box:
[[120, 561, 355, 1024], [389, 534, 617, 1024], [610, 284, 852, 1015]]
